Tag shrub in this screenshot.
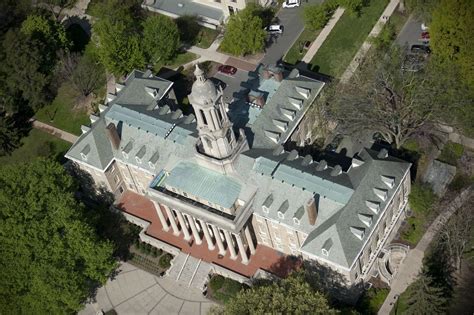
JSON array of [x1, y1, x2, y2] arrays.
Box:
[[341, 0, 364, 15], [209, 275, 225, 291], [409, 183, 437, 215], [356, 287, 389, 314], [159, 253, 173, 269], [371, 22, 396, 50], [223, 278, 243, 296], [437, 141, 464, 166]]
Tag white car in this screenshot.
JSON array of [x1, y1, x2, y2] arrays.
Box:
[[265, 24, 284, 34], [282, 0, 300, 8], [421, 23, 429, 31]]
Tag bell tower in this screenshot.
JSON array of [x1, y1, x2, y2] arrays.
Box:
[[188, 65, 237, 160]]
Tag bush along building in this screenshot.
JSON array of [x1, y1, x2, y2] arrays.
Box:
[[66, 65, 411, 298]]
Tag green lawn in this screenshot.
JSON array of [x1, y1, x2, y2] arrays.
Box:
[[194, 28, 219, 49], [165, 51, 199, 69], [437, 141, 464, 166], [208, 275, 245, 303], [35, 84, 90, 136], [284, 28, 321, 65], [310, 0, 389, 77], [0, 129, 71, 165], [357, 287, 390, 314]]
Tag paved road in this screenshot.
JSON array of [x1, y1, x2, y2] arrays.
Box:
[[213, 70, 250, 103], [80, 262, 215, 315], [261, 0, 323, 65]]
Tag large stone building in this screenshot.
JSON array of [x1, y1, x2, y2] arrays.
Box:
[[66, 65, 411, 291], [143, 0, 271, 29]]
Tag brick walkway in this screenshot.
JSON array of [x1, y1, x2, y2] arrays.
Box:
[[117, 191, 301, 278]]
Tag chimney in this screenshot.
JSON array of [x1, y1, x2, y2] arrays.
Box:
[[305, 196, 318, 225], [106, 123, 121, 150]]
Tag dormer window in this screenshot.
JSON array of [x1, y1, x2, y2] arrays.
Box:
[[80, 144, 91, 161], [322, 248, 329, 256], [148, 161, 155, 169], [278, 212, 284, 219], [135, 156, 141, 164], [293, 217, 300, 225]]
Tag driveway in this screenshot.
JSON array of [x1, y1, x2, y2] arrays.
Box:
[[80, 262, 215, 315], [261, 0, 323, 65], [396, 15, 424, 48]]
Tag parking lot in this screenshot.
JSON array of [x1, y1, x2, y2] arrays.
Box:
[[396, 15, 424, 48], [213, 69, 251, 104]]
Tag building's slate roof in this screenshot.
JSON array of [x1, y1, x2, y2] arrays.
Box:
[[146, 0, 224, 22], [66, 68, 410, 271]]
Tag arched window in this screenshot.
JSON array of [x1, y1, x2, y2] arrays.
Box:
[[200, 109, 207, 125], [226, 129, 233, 143], [217, 107, 223, 122]]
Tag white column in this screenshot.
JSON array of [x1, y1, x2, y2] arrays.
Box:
[[244, 225, 256, 255], [224, 230, 238, 260], [163, 205, 180, 236], [236, 233, 249, 264], [212, 225, 226, 256], [187, 215, 202, 245], [176, 211, 192, 241], [153, 202, 170, 232], [201, 221, 215, 251]]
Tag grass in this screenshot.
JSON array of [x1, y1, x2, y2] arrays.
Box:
[[35, 84, 90, 136], [194, 28, 219, 49], [0, 129, 71, 165], [437, 141, 464, 166], [310, 0, 389, 77], [284, 28, 321, 65], [401, 183, 438, 245], [208, 275, 245, 304], [165, 51, 199, 70], [356, 287, 390, 314]]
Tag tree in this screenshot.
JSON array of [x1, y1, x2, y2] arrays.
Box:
[[325, 47, 448, 149], [220, 5, 266, 56], [20, 14, 70, 51], [42, 0, 77, 20], [404, 273, 447, 315], [303, 4, 331, 31], [430, 0, 474, 90], [142, 15, 180, 66], [0, 159, 116, 314], [404, 0, 439, 23], [71, 53, 106, 97], [92, 0, 145, 76], [0, 113, 22, 155], [213, 273, 337, 314]]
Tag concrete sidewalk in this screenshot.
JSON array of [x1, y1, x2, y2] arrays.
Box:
[[378, 187, 473, 314], [302, 8, 345, 63], [31, 119, 78, 144], [340, 0, 400, 83]]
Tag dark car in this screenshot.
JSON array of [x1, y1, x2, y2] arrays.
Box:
[[218, 65, 237, 75], [411, 44, 431, 55]]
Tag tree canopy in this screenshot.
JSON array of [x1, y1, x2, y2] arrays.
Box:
[[430, 0, 474, 90], [213, 273, 336, 314], [142, 14, 180, 66], [0, 159, 116, 314], [220, 5, 266, 56], [0, 113, 22, 155], [404, 273, 447, 314]]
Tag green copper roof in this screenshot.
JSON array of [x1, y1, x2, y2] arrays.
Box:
[[162, 162, 241, 209]]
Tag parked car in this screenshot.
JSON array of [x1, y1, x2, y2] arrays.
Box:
[[217, 65, 237, 75], [411, 44, 431, 55], [421, 31, 430, 40], [282, 0, 300, 8], [421, 23, 429, 31], [265, 24, 284, 34]]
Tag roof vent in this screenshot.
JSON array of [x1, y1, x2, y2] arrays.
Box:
[[264, 130, 280, 143], [171, 109, 183, 120], [288, 97, 303, 110], [377, 148, 389, 159], [115, 83, 125, 93], [381, 175, 395, 188], [330, 165, 342, 176], [366, 200, 380, 214], [322, 238, 333, 256], [281, 108, 296, 121], [272, 145, 285, 156], [158, 105, 170, 115], [295, 86, 311, 99], [358, 213, 373, 227], [277, 200, 289, 219], [80, 144, 91, 161], [287, 149, 299, 161], [143, 69, 153, 77], [184, 114, 195, 124], [89, 114, 99, 124], [81, 125, 91, 134], [350, 226, 365, 240], [262, 193, 274, 213], [351, 157, 364, 168], [98, 104, 107, 113], [373, 188, 388, 201], [293, 206, 305, 225], [273, 119, 288, 131], [316, 160, 327, 171], [301, 154, 313, 166]]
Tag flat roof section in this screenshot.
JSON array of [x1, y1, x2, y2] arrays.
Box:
[[149, 0, 224, 22]]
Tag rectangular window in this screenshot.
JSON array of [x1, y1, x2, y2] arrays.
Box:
[[258, 223, 267, 234], [113, 174, 119, 184], [118, 186, 124, 194]]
